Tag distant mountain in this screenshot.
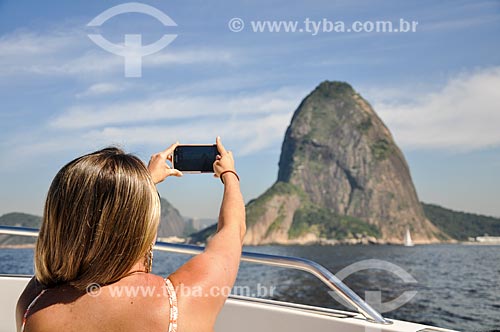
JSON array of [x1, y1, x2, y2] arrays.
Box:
[[157, 198, 185, 238], [0, 198, 187, 246], [0, 212, 41, 228], [0, 212, 41, 246], [185, 217, 217, 232], [423, 203, 500, 240], [182, 217, 217, 238]]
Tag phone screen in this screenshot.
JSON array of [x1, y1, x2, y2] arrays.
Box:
[[173, 145, 219, 172]]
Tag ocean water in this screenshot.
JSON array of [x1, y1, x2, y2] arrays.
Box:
[[1, 244, 499, 331]]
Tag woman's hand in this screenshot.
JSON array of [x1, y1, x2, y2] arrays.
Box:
[[213, 136, 236, 180], [148, 142, 183, 184]]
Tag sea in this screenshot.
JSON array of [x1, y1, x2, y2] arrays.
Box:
[[1, 244, 499, 331]]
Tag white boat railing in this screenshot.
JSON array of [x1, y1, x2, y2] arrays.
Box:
[[0, 225, 390, 325]]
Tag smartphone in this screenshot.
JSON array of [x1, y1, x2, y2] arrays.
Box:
[[172, 145, 219, 173]]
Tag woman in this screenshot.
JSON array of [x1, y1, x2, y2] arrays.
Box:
[[16, 136, 246, 332]]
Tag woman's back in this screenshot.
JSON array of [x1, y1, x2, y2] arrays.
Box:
[[18, 273, 176, 332]]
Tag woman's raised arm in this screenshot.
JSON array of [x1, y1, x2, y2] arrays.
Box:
[[168, 136, 246, 332]]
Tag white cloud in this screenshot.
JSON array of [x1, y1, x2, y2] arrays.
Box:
[[0, 29, 77, 56], [373, 67, 500, 151], [76, 82, 126, 98], [147, 49, 237, 66], [80, 111, 293, 155], [51, 88, 304, 129], [0, 87, 304, 170], [0, 27, 239, 77]]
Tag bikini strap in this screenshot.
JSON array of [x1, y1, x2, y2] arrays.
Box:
[[20, 289, 48, 332], [164, 278, 178, 332]]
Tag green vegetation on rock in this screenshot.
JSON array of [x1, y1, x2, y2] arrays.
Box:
[[357, 118, 373, 133], [265, 214, 285, 238], [316, 81, 354, 98], [371, 139, 393, 161], [288, 205, 380, 239], [423, 203, 500, 240], [302, 104, 339, 142], [246, 181, 305, 227]]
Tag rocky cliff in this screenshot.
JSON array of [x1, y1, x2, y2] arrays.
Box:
[[244, 81, 445, 245], [157, 198, 185, 238]]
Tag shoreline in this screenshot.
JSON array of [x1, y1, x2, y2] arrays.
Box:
[[2, 240, 499, 249], [0, 244, 35, 249], [460, 241, 500, 246]]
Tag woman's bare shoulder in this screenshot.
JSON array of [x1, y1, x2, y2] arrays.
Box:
[[19, 274, 174, 332]]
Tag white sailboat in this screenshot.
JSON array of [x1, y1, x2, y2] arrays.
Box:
[[404, 227, 414, 247]]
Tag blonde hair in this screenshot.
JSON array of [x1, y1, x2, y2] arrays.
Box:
[[35, 147, 160, 291]]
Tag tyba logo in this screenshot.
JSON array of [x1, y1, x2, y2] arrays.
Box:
[[329, 259, 418, 314], [87, 2, 177, 77]]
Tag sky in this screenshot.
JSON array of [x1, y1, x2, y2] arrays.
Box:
[[0, 0, 499, 219]]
